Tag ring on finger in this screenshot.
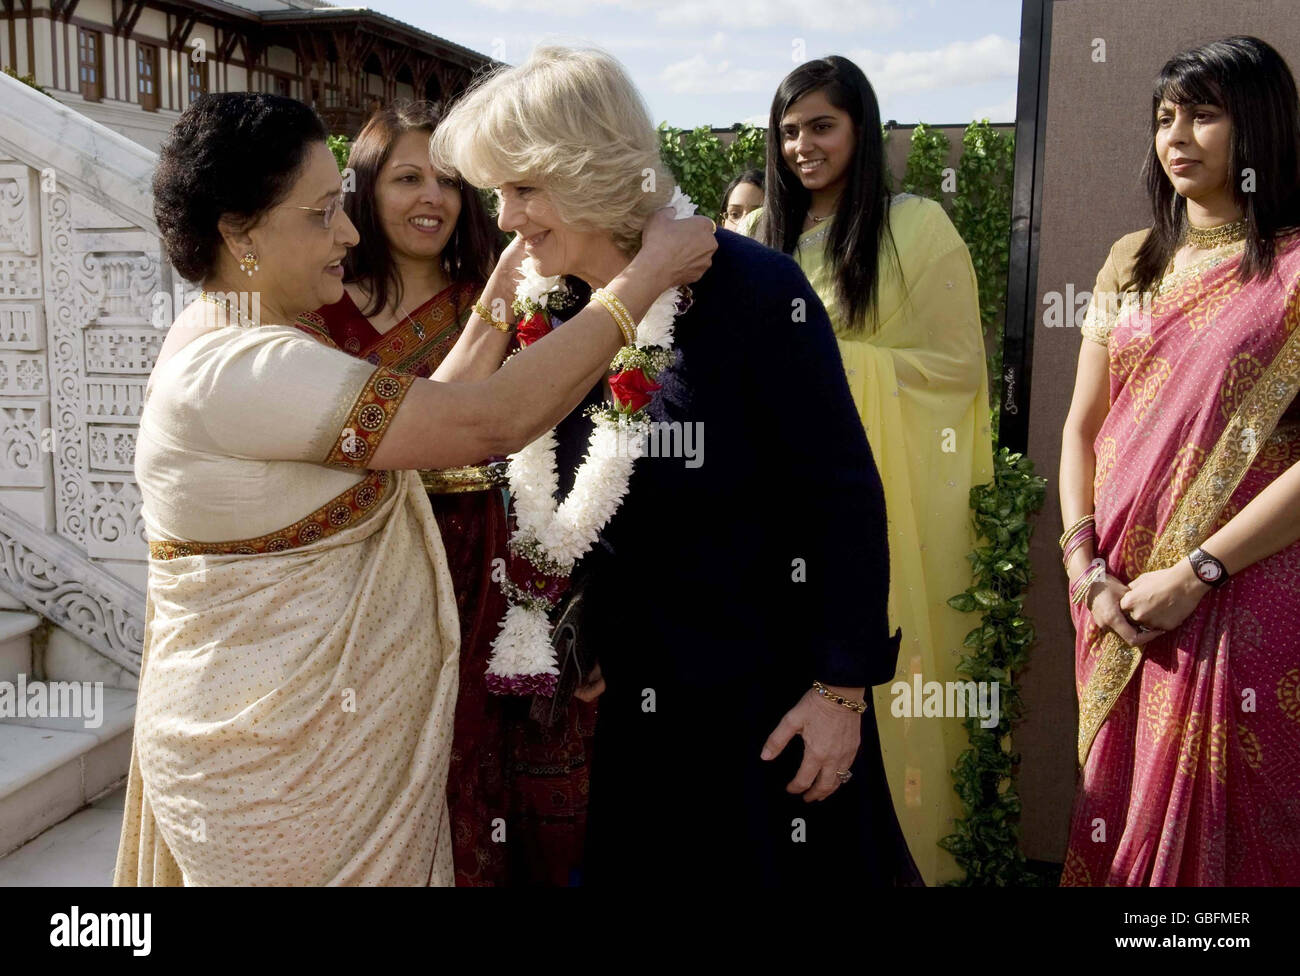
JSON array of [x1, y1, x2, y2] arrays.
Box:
[[835, 769, 853, 784]]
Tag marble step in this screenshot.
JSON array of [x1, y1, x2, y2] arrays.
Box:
[[0, 611, 40, 686], [0, 685, 136, 856], [0, 786, 123, 886]]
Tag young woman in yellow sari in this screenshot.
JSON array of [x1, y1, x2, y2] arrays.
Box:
[[742, 56, 992, 884], [113, 92, 716, 886]]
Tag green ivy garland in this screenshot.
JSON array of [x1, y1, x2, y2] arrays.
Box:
[[951, 122, 1016, 428], [657, 122, 766, 220], [940, 448, 1047, 885], [901, 122, 951, 202]]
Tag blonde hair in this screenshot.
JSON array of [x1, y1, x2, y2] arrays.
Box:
[[430, 45, 673, 254]]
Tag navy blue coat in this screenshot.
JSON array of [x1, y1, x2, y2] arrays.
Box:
[[554, 230, 918, 886]]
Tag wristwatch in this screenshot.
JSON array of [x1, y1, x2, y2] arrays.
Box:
[[1188, 547, 1230, 588]]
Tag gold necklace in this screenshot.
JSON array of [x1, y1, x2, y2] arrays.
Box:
[[198, 290, 260, 328], [806, 210, 833, 224], [1185, 218, 1247, 250]]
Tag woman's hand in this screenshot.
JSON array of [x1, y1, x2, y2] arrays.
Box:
[[760, 685, 863, 802], [475, 232, 529, 316], [1083, 574, 1164, 646], [636, 208, 718, 292], [573, 662, 605, 703], [1120, 561, 1209, 634], [496, 231, 528, 278]]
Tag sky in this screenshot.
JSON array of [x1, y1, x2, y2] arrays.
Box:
[[361, 0, 1024, 129]]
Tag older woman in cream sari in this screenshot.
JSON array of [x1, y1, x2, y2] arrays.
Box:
[[114, 92, 714, 886]]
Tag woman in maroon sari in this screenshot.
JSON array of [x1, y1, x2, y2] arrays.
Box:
[[298, 103, 595, 885], [1059, 36, 1300, 886]]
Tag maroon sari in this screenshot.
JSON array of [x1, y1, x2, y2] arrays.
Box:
[[299, 284, 596, 886], [1062, 234, 1300, 886]]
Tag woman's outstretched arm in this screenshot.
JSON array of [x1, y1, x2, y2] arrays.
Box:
[[432, 234, 527, 383], [369, 210, 717, 470]]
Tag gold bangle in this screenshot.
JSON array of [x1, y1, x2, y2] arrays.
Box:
[[1058, 514, 1095, 550], [473, 299, 514, 334], [812, 680, 868, 714], [592, 289, 635, 345], [591, 287, 636, 346]]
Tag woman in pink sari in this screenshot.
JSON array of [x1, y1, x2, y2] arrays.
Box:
[[1059, 36, 1300, 886]]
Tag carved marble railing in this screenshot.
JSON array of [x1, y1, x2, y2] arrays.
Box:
[[0, 71, 171, 674]]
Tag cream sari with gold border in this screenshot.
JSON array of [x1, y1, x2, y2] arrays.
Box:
[[115, 325, 461, 886]]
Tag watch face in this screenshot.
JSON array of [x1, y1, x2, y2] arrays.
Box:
[[1198, 560, 1222, 582]]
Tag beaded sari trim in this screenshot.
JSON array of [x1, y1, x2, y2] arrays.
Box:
[[323, 367, 415, 468], [148, 469, 394, 560]]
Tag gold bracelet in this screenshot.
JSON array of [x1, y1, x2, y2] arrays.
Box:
[[1058, 514, 1095, 551], [591, 287, 637, 346], [591, 289, 636, 345], [473, 299, 514, 334], [812, 680, 868, 714]]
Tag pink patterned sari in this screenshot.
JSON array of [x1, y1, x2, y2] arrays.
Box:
[[1062, 234, 1300, 886]]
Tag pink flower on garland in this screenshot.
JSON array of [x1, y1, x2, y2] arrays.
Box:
[[608, 368, 661, 413]]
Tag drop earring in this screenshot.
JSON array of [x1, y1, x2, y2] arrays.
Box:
[[239, 251, 260, 277]]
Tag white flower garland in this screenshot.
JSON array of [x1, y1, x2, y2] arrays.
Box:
[[486, 187, 697, 695]]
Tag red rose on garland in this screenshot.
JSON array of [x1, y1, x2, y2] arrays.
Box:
[[515, 311, 552, 347], [608, 368, 662, 413]]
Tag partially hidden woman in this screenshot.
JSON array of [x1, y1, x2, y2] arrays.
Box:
[[433, 46, 921, 886], [719, 169, 764, 232], [1059, 36, 1300, 886], [741, 56, 993, 884], [113, 92, 715, 886], [294, 102, 596, 886]]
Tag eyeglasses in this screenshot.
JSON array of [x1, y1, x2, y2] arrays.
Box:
[[291, 192, 347, 230]]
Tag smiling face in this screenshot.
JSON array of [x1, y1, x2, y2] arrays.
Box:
[[1155, 98, 1233, 211], [779, 88, 856, 204], [239, 141, 360, 317], [374, 129, 463, 266], [495, 182, 612, 278]]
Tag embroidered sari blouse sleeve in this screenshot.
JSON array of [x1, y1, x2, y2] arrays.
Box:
[[160, 326, 413, 466], [1082, 231, 1149, 346], [1081, 245, 1123, 345], [322, 367, 416, 467]]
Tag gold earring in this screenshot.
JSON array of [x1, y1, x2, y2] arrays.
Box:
[[239, 251, 260, 277]]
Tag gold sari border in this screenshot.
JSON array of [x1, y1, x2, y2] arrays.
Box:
[[148, 470, 393, 560], [324, 367, 415, 468], [295, 310, 338, 347], [1078, 285, 1300, 766], [420, 462, 507, 495]]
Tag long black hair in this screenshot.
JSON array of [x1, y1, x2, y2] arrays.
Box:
[[1131, 36, 1300, 293], [755, 56, 897, 335], [343, 101, 499, 316]]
